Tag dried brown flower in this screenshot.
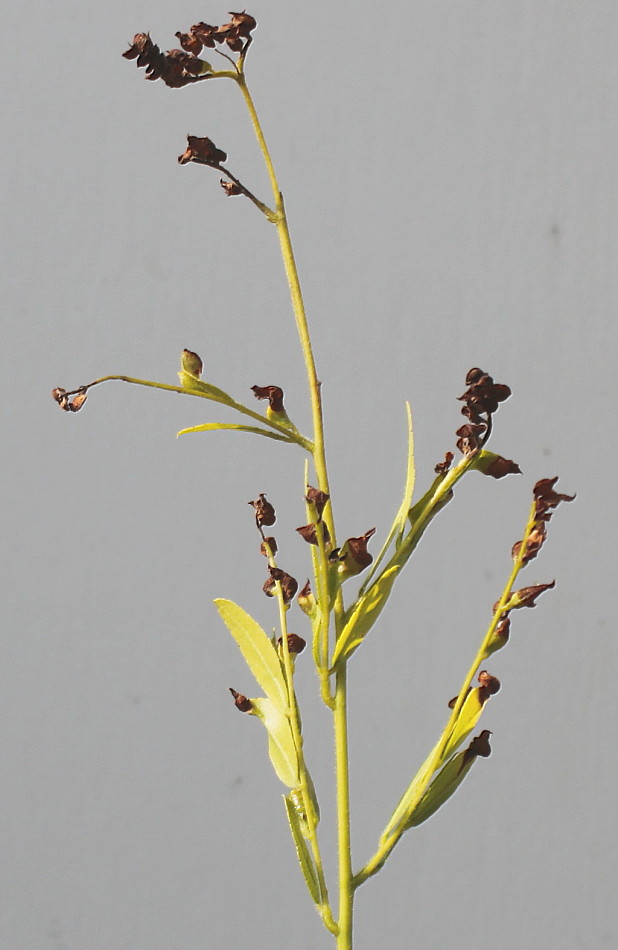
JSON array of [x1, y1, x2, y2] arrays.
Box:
[[485, 616, 511, 656], [461, 729, 492, 767], [337, 529, 376, 578], [260, 536, 277, 557], [477, 670, 501, 702], [297, 580, 317, 617], [263, 567, 299, 604], [507, 580, 556, 609], [477, 452, 522, 479], [251, 385, 285, 414], [435, 452, 454, 475], [51, 387, 88, 412], [305, 486, 330, 518], [455, 423, 486, 456], [277, 633, 306, 655], [229, 687, 252, 712], [296, 522, 331, 546], [248, 493, 276, 527], [178, 135, 227, 166], [533, 477, 576, 522], [220, 179, 243, 196], [459, 368, 511, 417]]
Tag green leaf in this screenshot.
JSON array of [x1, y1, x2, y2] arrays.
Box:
[[283, 794, 321, 904], [404, 745, 481, 828], [441, 687, 484, 763], [358, 403, 415, 594], [215, 599, 288, 714], [330, 565, 400, 667], [395, 402, 416, 544], [177, 422, 294, 443], [251, 697, 300, 788], [381, 690, 486, 840]]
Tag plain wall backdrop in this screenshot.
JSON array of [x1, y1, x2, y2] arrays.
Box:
[[2, 2, 616, 948]]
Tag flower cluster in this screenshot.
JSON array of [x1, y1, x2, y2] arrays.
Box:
[[456, 367, 511, 456], [122, 12, 257, 89]]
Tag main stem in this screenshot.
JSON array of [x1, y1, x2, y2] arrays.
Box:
[[236, 74, 331, 515], [237, 70, 353, 946]]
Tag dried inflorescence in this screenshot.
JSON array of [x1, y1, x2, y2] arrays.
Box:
[[175, 12, 257, 56], [123, 13, 257, 88]]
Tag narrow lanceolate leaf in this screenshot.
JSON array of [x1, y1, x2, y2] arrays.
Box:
[[251, 698, 300, 788], [330, 565, 400, 668], [215, 599, 288, 714], [396, 401, 416, 544], [359, 403, 415, 592], [283, 794, 321, 905], [177, 422, 294, 443], [404, 731, 492, 828]]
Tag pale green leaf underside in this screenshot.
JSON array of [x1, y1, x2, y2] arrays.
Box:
[[251, 697, 300, 788], [177, 422, 294, 442], [214, 598, 288, 713], [404, 748, 477, 828], [331, 565, 400, 667], [284, 795, 321, 904], [382, 689, 486, 840]]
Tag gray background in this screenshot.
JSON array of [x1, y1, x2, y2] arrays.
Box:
[[2, 1, 615, 948]]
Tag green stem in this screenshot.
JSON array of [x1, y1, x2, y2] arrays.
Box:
[[334, 665, 354, 950], [236, 65, 353, 944], [234, 75, 332, 524]]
